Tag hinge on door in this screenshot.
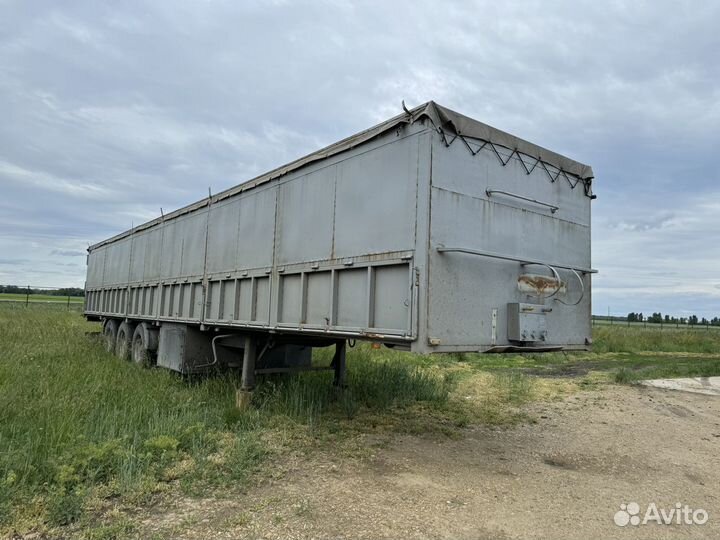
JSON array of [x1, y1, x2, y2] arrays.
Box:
[[491, 308, 498, 345]]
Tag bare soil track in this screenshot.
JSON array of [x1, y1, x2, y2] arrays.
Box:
[[143, 385, 720, 540]]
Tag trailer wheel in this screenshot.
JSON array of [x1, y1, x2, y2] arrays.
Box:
[[102, 319, 119, 354], [115, 321, 136, 361], [131, 323, 157, 367]]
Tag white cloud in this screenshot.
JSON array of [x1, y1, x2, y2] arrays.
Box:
[[0, 0, 718, 319], [0, 160, 112, 199]]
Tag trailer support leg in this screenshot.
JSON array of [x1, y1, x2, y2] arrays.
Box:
[[331, 340, 347, 388], [237, 336, 257, 410]]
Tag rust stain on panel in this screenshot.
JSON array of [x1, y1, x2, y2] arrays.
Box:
[[518, 274, 564, 296]]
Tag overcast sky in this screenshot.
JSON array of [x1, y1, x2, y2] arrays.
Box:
[[1, 0, 718, 318]]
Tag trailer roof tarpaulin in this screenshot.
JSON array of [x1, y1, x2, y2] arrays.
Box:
[[90, 101, 593, 250]]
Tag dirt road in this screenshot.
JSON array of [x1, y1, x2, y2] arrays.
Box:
[[144, 385, 720, 539]]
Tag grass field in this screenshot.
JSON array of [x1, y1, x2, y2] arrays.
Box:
[[592, 317, 720, 331], [1, 304, 719, 538]]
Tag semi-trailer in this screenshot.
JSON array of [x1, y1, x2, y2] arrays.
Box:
[[84, 101, 595, 403]]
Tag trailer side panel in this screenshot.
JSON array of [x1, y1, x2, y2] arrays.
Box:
[[86, 125, 429, 342]]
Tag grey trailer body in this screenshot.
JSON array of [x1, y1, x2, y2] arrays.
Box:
[[85, 101, 595, 380]]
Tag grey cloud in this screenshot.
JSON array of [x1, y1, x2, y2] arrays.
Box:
[[51, 249, 86, 257], [0, 0, 719, 318]]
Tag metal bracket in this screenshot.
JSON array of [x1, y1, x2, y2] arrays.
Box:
[[491, 308, 497, 345], [555, 268, 585, 306], [436, 246, 597, 275], [486, 189, 559, 214]]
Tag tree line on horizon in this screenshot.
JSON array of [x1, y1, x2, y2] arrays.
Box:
[[625, 312, 720, 326], [0, 285, 84, 297]]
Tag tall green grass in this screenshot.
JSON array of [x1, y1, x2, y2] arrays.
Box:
[[593, 325, 720, 354], [252, 346, 457, 431], [0, 306, 254, 527], [0, 305, 455, 531], [492, 371, 534, 403]]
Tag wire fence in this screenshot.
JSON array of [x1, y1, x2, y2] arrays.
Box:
[[0, 286, 84, 311], [592, 316, 720, 332]]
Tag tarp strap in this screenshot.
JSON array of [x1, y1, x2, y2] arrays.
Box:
[[441, 127, 590, 194], [409, 107, 593, 198]]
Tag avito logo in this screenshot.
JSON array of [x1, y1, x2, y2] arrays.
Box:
[[614, 502, 708, 527]]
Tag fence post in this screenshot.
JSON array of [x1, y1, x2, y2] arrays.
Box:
[[67, 295, 71, 311], [26, 285, 30, 306]]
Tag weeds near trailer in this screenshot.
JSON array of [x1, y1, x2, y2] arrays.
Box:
[[494, 371, 534, 403], [0, 304, 458, 535], [613, 367, 634, 384], [251, 351, 460, 436]]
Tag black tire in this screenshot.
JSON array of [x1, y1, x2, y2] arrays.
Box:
[[115, 321, 136, 361], [103, 319, 119, 354], [131, 324, 156, 367]]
